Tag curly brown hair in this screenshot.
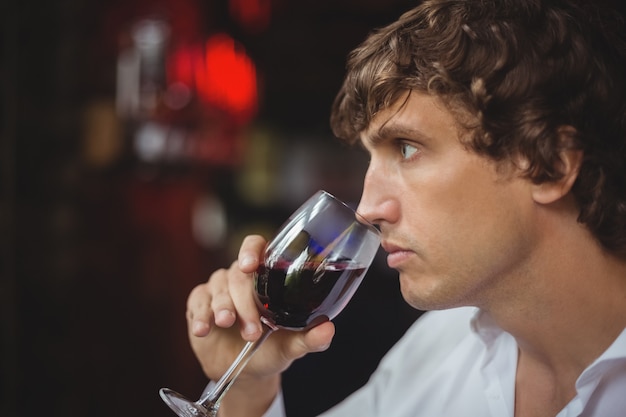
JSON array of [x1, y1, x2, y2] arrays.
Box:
[[330, 0, 626, 257]]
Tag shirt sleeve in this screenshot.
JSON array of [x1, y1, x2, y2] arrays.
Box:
[[262, 389, 286, 417]]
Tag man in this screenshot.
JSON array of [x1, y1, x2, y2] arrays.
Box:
[[184, 0, 626, 415]]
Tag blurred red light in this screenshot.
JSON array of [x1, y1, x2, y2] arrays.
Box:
[[166, 34, 258, 123]]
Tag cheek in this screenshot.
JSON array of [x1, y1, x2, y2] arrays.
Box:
[[426, 155, 529, 245], [436, 178, 534, 286], [399, 200, 532, 310], [410, 166, 532, 284]]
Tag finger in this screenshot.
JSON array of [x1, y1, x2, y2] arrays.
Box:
[[282, 321, 336, 360], [186, 283, 214, 337], [303, 321, 336, 352], [238, 234, 267, 273], [230, 235, 268, 341], [210, 277, 238, 328], [229, 265, 263, 341]]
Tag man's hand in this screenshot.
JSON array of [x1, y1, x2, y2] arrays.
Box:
[[185, 235, 336, 416]]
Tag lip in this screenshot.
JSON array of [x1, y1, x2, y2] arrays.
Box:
[[381, 241, 414, 269]]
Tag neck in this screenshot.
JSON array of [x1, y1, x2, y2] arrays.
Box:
[[481, 213, 626, 375]]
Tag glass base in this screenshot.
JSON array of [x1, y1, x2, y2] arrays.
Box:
[[159, 388, 213, 417]]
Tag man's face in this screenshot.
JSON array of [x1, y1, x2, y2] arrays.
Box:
[[357, 91, 538, 311]]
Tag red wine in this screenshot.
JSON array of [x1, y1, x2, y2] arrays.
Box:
[[255, 262, 367, 329]]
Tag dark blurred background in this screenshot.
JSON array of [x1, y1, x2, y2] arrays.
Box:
[[0, 1, 422, 416]]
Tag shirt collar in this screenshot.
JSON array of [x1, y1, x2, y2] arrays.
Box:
[[469, 307, 626, 417], [470, 308, 505, 347], [470, 308, 626, 408], [577, 326, 626, 387]]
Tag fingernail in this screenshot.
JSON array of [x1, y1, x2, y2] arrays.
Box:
[[192, 320, 209, 335], [318, 342, 331, 351], [243, 321, 261, 337], [240, 255, 256, 268], [215, 309, 235, 323]]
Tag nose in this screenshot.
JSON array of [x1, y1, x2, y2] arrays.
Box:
[[356, 159, 399, 228]]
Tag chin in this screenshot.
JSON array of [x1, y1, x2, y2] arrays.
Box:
[[399, 275, 461, 311]]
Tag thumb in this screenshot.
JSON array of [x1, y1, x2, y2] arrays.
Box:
[[285, 321, 336, 359]]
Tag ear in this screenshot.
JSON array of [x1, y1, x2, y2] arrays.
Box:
[[532, 126, 583, 205]]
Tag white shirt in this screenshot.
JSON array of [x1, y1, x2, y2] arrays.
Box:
[[263, 306, 626, 417]]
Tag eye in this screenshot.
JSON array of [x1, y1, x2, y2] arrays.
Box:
[[399, 142, 420, 160]]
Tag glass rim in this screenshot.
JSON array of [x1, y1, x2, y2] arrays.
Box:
[[317, 190, 380, 236]]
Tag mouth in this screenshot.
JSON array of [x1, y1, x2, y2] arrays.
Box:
[[381, 241, 414, 269], [381, 240, 404, 253]]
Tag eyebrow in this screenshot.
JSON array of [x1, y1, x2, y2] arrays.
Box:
[[362, 123, 431, 148]]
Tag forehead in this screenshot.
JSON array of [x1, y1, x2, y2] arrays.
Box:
[[359, 91, 463, 148]]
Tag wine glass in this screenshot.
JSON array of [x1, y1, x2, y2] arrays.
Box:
[[159, 190, 381, 417]]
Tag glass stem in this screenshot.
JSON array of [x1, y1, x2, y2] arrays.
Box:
[[198, 317, 278, 413]]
